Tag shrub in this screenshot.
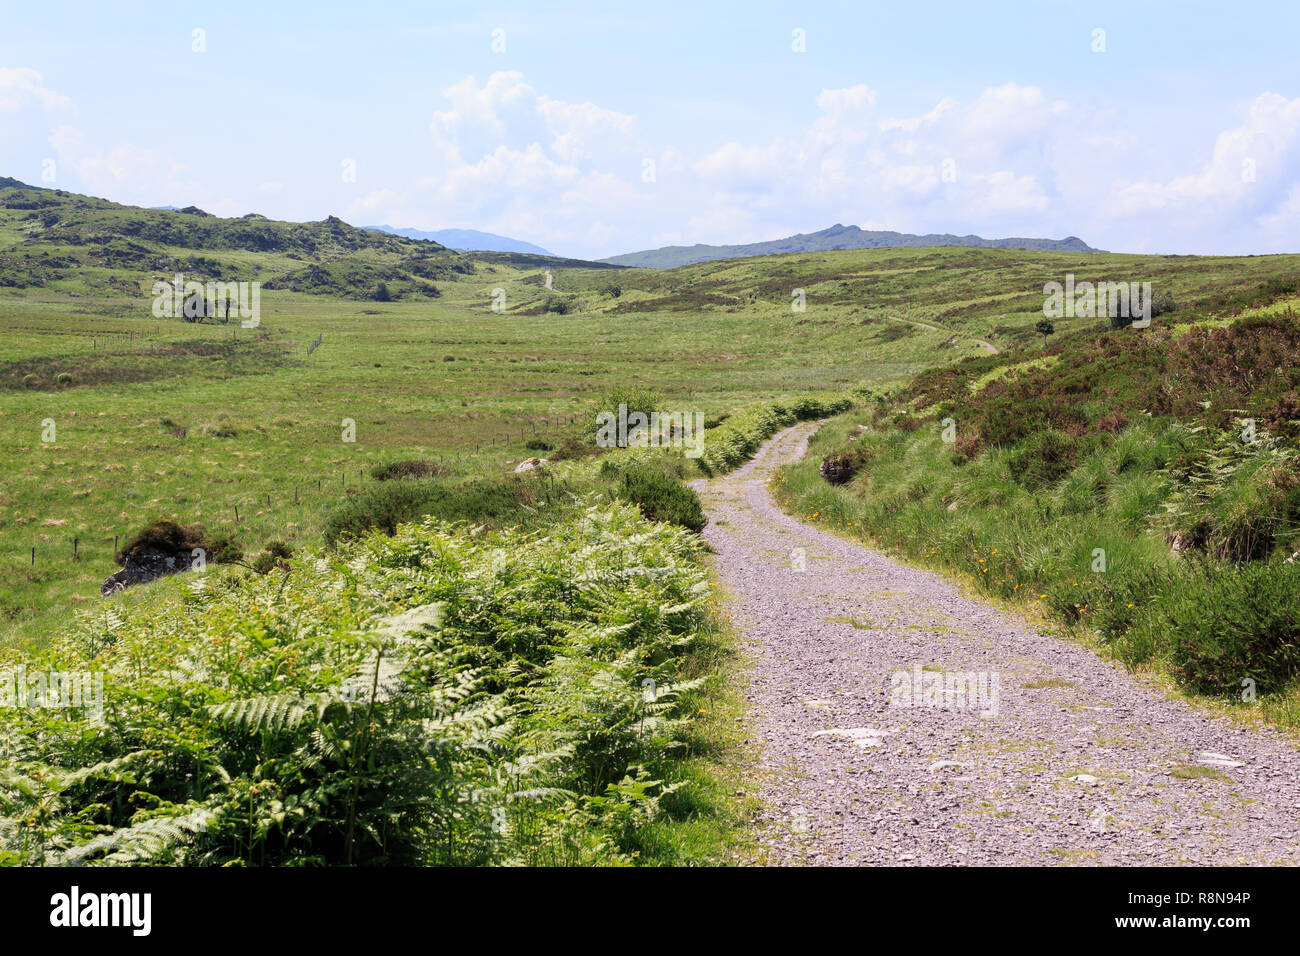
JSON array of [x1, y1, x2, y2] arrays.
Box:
[[323, 477, 536, 544], [618, 466, 706, 532], [370, 459, 449, 481], [263, 540, 293, 559], [205, 534, 244, 564], [525, 439, 554, 452], [116, 520, 240, 564]]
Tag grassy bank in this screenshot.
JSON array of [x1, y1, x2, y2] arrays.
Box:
[[775, 312, 1300, 730]]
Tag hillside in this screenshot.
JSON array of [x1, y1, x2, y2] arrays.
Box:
[[778, 276, 1300, 721], [0, 181, 473, 300], [601, 223, 1101, 268]]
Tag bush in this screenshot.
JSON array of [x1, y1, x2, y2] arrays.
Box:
[[370, 459, 449, 481], [323, 477, 537, 544], [618, 466, 706, 532], [116, 520, 241, 564], [263, 540, 293, 559]]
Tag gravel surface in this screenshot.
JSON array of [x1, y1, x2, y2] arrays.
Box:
[[695, 422, 1300, 866]]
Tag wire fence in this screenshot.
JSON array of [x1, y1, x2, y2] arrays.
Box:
[[11, 414, 589, 568]]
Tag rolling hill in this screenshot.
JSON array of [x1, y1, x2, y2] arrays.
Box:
[[0, 180, 472, 299], [601, 223, 1101, 268]]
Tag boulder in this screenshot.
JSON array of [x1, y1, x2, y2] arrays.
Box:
[[514, 457, 548, 473], [101, 548, 195, 596], [819, 453, 857, 485]]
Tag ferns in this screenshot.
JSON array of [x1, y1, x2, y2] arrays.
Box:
[[0, 502, 715, 866], [61, 802, 222, 865], [208, 695, 319, 735]]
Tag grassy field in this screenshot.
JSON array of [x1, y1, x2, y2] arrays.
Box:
[[6, 226, 1300, 642]]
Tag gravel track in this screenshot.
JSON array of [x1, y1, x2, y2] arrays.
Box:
[[695, 422, 1300, 866]]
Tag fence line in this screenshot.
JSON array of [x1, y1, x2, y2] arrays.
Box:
[[13, 413, 588, 566]]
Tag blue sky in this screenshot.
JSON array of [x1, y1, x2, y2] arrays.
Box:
[[2, 1, 1299, 257]]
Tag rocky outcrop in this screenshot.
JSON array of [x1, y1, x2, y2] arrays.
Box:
[[101, 549, 196, 596]]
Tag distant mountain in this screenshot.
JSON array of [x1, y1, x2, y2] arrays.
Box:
[[365, 225, 552, 256], [601, 224, 1102, 268]]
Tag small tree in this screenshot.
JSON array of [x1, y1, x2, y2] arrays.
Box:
[[1035, 318, 1055, 348], [373, 281, 393, 302]]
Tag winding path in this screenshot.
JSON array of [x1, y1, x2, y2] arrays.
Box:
[[696, 422, 1300, 866], [889, 316, 999, 355]]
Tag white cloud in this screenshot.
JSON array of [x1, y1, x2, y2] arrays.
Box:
[[0, 67, 70, 112], [1114, 92, 1300, 214], [429, 71, 639, 167]]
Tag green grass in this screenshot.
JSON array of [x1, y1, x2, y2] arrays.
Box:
[[1169, 765, 1230, 781]]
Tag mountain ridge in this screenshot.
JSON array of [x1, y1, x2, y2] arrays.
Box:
[[364, 224, 553, 256], [601, 223, 1102, 268]]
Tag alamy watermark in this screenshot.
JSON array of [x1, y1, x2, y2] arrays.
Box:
[[1, 665, 104, 719], [152, 273, 261, 327], [1042, 274, 1151, 328], [889, 665, 1000, 717], [595, 404, 706, 458]]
